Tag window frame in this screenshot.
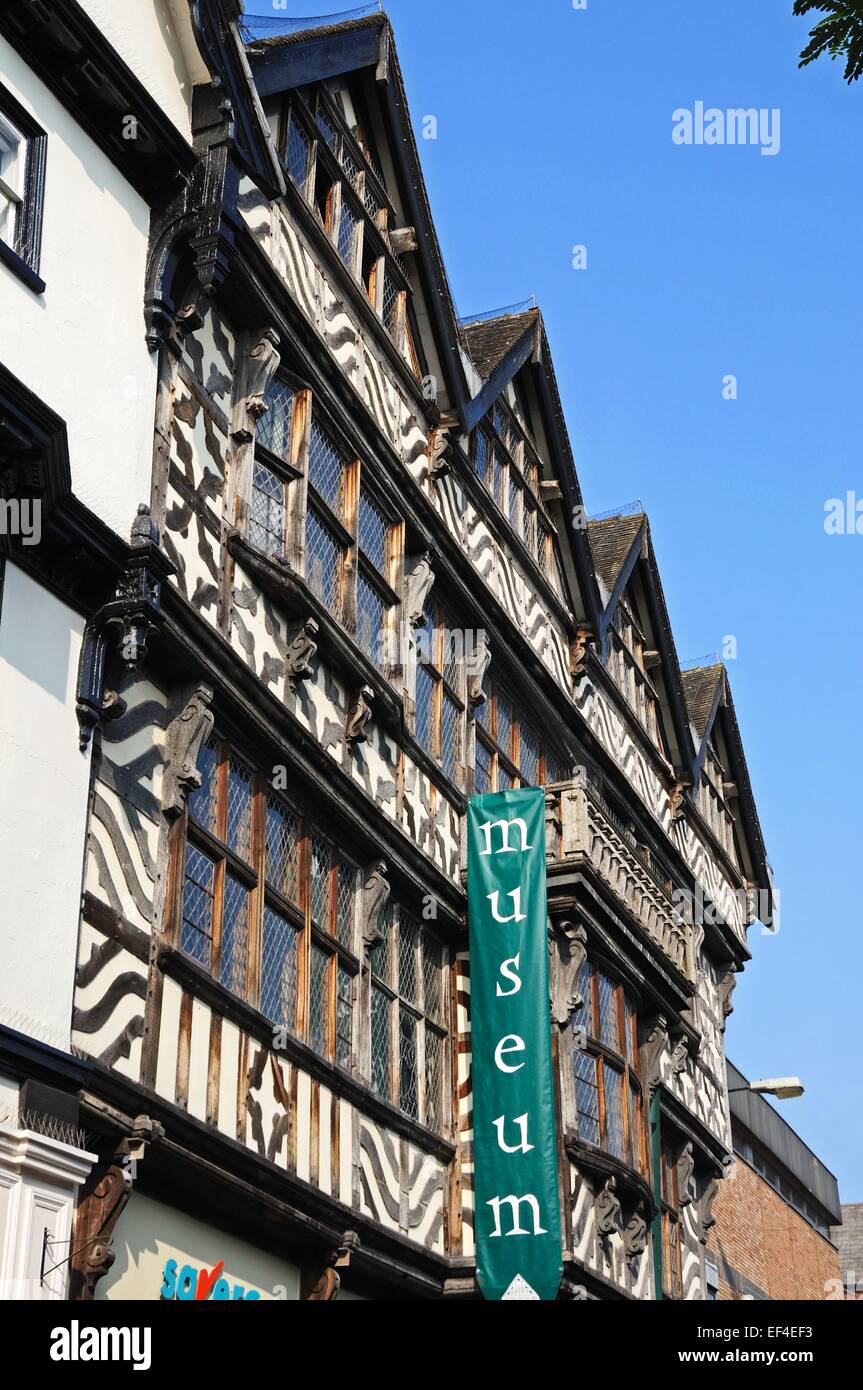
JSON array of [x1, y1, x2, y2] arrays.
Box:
[[474, 675, 567, 794], [414, 596, 466, 786], [175, 735, 363, 1074], [570, 960, 648, 1178], [368, 901, 450, 1135], [0, 85, 46, 291]]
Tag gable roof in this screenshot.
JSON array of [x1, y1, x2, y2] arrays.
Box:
[[588, 514, 645, 594], [461, 309, 540, 379], [681, 664, 725, 740]]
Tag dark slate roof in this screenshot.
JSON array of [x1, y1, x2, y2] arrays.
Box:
[[587, 514, 644, 593], [681, 664, 725, 739], [460, 309, 538, 379]]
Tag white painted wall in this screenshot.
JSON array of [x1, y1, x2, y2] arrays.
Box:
[[0, 35, 157, 539], [77, 0, 207, 142], [98, 1191, 302, 1301], [0, 1123, 96, 1299], [0, 564, 91, 1052]]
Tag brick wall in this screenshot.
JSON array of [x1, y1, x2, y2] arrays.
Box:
[[831, 1204, 863, 1299], [708, 1155, 839, 1300]]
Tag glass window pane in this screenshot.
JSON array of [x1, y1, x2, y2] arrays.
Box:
[[316, 108, 338, 153], [440, 691, 460, 782], [630, 1080, 644, 1172], [358, 492, 388, 570], [257, 382, 294, 462], [260, 905, 300, 1029], [399, 1008, 418, 1119], [188, 736, 218, 833], [336, 965, 353, 1068], [371, 897, 393, 983], [422, 934, 442, 1021], [338, 198, 358, 266], [475, 737, 492, 795], [496, 690, 513, 757], [250, 460, 286, 558], [357, 571, 385, 664], [415, 664, 436, 756], [308, 945, 330, 1056], [335, 860, 356, 949], [597, 972, 621, 1053], [265, 796, 301, 903], [306, 507, 342, 613], [181, 845, 216, 969], [519, 722, 539, 786], [220, 874, 249, 997], [226, 760, 253, 861], [285, 113, 310, 190], [310, 835, 331, 927], [424, 1027, 443, 1131], [573, 1049, 600, 1145], [308, 419, 343, 513], [371, 986, 391, 1099], [625, 994, 637, 1068], [399, 913, 418, 1003], [604, 1064, 626, 1160], [473, 428, 489, 483]]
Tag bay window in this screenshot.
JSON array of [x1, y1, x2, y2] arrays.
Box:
[[570, 960, 648, 1177]]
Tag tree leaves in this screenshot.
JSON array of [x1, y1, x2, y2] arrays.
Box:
[[793, 0, 863, 83]]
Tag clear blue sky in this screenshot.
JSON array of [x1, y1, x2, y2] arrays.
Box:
[[248, 0, 863, 1204]]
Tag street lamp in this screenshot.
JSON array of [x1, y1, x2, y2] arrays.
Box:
[[728, 1077, 804, 1100]]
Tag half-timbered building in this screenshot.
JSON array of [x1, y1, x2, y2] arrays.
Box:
[[0, 1, 773, 1301]]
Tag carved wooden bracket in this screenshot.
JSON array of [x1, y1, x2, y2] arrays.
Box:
[[404, 552, 435, 627], [640, 1014, 668, 1098], [466, 630, 491, 708], [69, 1115, 163, 1301], [667, 779, 690, 825], [571, 626, 594, 682], [75, 505, 175, 749], [361, 861, 390, 955], [428, 427, 452, 481], [677, 1141, 697, 1207], [548, 919, 588, 1028], [230, 327, 281, 444], [285, 617, 319, 689], [595, 1176, 622, 1237], [305, 1231, 361, 1301], [346, 686, 374, 746], [163, 683, 215, 820]]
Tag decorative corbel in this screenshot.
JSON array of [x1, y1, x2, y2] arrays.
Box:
[[75, 505, 175, 749], [404, 551, 435, 627], [670, 1035, 690, 1076], [69, 1115, 163, 1300], [428, 427, 452, 482], [571, 626, 594, 682], [361, 861, 390, 955], [718, 968, 737, 1029], [548, 919, 588, 1028], [677, 1142, 697, 1207], [163, 683, 215, 820], [389, 226, 418, 255], [595, 1176, 622, 1238], [231, 327, 281, 443], [545, 790, 562, 859], [697, 1176, 721, 1243], [466, 629, 491, 708], [346, 686, 374, 746], [285, 617, 319, 689], [668, 779, 690, 825], [640, 1015, 668, 1098], [623, 1200, 649, 1265], [305, 1231, 361, 1301]]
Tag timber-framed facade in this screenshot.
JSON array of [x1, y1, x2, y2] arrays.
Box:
[[0, 1, 773, 1302]]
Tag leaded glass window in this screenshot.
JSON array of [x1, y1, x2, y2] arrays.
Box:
[[475, 676, 567, 794], [415, 597, 465, 787], [569, 960, 645, 1174]]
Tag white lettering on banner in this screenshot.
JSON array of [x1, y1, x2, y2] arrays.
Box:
[[487, 1194, 548, 1238], [496, 954, 522, 996], [478, 817, 532, 856], [494, 1034, 526, 1072], [493, 1113, 535, 1154], [487, 888, 526, 923]]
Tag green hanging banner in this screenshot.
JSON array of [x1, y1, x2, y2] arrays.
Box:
[[467, 787, 562, 1302]]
